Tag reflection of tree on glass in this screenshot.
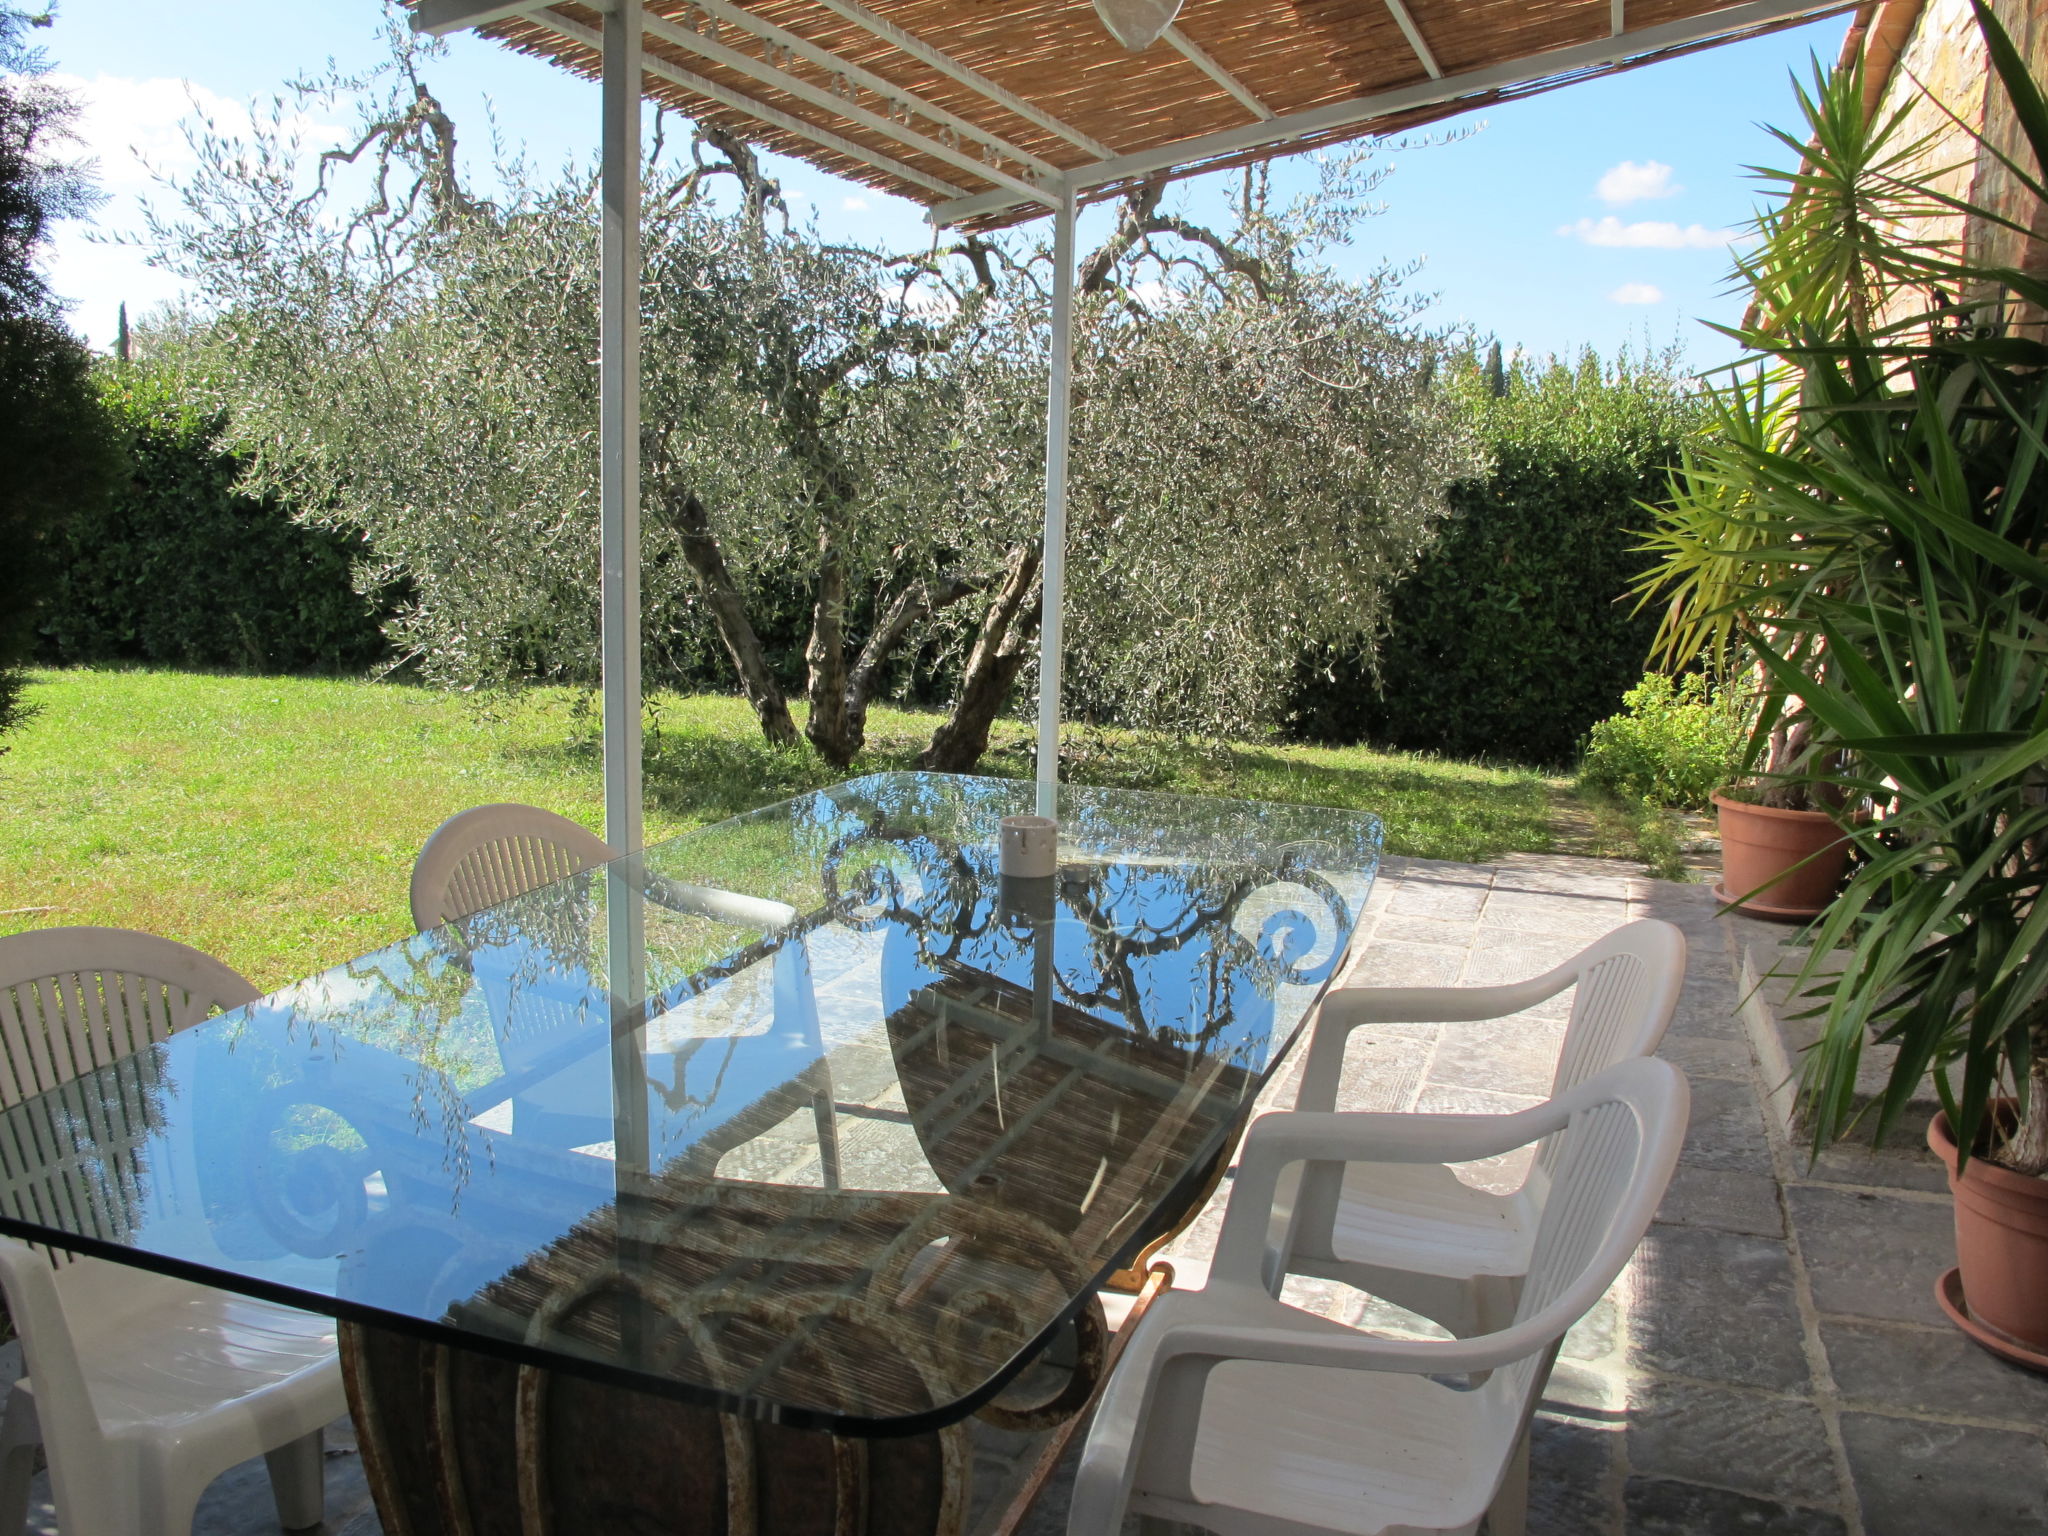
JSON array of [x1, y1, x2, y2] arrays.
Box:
[[809, 808, 1355, 1283], [200, 936, 490, 1260], [825, 823, 1350, 1047]]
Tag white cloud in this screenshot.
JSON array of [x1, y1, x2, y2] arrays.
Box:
[[841, 195, 869, 212], [1558, 216, 1733, 250], [881, 277, 958, 317], [1609, 282, 1665, 305], [38, 74, 346, 350], [41, 224, 185, 335], [49, 73, 340, 197], [1595, 159, 1680, 205]]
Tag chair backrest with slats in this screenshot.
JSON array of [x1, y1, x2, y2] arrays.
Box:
[[1496, 1058, 1687, 1409], [411, 806, 620, 1125], [0, 926, 260, 1266], [0, 930, 238, 1527], [411, 803, 616, 932], [1540, 919, 1685, 1174], [0, 927, 260, 1104]]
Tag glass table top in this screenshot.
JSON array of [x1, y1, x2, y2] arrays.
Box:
[[0, 773, 1379, 1432]]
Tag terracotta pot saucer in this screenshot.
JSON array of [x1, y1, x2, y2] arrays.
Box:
[[1935, 1267, 2048, 1376], [1710, 885, 1826, 922]]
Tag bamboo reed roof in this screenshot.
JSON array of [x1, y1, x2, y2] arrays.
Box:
[[419, 0, 1852, 230]]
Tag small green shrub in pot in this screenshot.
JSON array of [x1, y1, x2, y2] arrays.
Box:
[[1579, 673, 1745, 810], [1641, 3, 2048, 1169]]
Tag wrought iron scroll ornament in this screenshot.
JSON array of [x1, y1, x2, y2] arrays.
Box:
[[819, 821, 1351, 1049]]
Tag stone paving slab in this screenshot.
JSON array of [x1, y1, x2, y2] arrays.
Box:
[[1623, 1376, 1838, 1506], [1838, 1413, 2048, 1536], [1789, 1185, 1957, 1329], [1625, 1223, 1813, 1392], [28, 851, 2045, 1536]]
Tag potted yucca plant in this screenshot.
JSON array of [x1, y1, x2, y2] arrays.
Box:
[[1638, 320, 1865, 923], [1646, 0, 2048, 1366]]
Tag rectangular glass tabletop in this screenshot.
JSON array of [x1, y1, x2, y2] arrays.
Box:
[[0, 773, 1379, 1433]]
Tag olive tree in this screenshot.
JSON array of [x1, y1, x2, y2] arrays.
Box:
[[145, 26, 1477, 771], [148, 35, 1011, 766], [916, 164, 1482, 766]]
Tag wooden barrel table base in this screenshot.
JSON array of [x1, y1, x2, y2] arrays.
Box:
[[341, 1320, 972, 1536]]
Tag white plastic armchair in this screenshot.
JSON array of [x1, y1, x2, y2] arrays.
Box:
[[1275, 917, 1685, 1334], [411, 804, 840, 1182], [0, 926, 344, 1536], [1071, 1057, 1689, 1536], [411, 800, 805, 937], [411, 802, 618, 931]]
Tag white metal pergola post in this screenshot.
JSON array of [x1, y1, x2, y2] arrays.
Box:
[[600, 0, 644, 859], [1034, 184, 1078, 818], [600, 0, 651, 1183]]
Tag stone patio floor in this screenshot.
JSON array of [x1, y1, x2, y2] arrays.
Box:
[[19, 853, 2048, 1534]]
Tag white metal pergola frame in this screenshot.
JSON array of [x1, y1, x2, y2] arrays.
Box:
[[417, 0, 1846, 846]]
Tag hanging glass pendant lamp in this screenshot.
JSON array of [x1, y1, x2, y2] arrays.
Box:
[[1092, 0, 1184, 50]]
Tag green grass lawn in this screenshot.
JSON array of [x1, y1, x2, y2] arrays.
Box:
[[0, 667, 1566, 989]]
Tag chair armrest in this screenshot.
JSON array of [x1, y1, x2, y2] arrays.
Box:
[[1218, 1103, 1566, 1288], [1292, 974, 1575, 1113], [1075, 1280, 1568, 1530], [1147, 1287, 1563, 1377], [1243, 1107, 1557, 1170], [642, 874, 798, 932]]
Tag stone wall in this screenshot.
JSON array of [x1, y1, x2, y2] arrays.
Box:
[[1963, 0, 2048, 290], [1876, 0, 1983, 255], [1861, 0, 2048, 325]]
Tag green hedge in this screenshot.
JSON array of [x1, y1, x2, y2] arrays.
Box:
[[38, 367, 390, 673], [1, 317, 124, 742], [1290, 350, 1701, 766]]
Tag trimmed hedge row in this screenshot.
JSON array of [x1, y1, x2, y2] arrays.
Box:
[[32, 366, 849, 695], [1290, 352, 1701, 767], [2, 317, 124, 741], [36, 351, 1696, 762], [38, 368, 391, 674]]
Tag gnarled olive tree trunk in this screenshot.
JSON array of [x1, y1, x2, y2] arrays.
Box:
[[653, 483, 799, 749], [655, 476, 990, 769], [803, 538, 991, 767], [919, 542, 1040, 773]]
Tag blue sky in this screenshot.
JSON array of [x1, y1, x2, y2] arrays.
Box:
[[35, 1, 1847, 371]]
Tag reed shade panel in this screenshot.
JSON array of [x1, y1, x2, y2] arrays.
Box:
[[451, 0, 1851, 229]]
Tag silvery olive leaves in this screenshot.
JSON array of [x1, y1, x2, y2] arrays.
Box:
[[137, 7, 1479, 769]]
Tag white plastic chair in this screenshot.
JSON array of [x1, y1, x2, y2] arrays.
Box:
[[1071, 1057, 1689, 1536], [0, 926, 344, 1536], [410, 802, 618, 933], [412, 804, 841, 1182], [1273, 917, 1686, 1335]]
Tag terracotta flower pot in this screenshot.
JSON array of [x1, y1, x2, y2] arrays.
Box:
[[1710, 792, 1850, 921], [1928, 1108, 2048, 1369]]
